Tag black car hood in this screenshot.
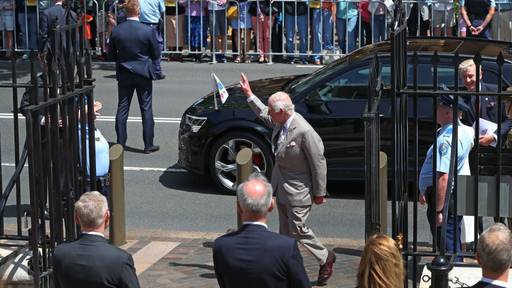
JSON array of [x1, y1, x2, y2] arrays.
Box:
[[187, 74, 306, 115]]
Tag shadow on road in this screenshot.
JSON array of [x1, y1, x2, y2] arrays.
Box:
[[168, 262, 216, 279], [159, 164, 225, 195]]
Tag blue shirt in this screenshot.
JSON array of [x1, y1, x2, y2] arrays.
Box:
[[418, 122, 474, 194], [336, 1, 358, 19], [139, 0, 165, 23], [80, 126, 110, 177]]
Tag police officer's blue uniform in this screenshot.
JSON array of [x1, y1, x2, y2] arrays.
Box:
[[419, 95, 474, 261]]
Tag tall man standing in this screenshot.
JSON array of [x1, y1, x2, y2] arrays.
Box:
[[109, 0, 160, 153], [240, 73, 336, 286], [419, 94, 474, 261], [139, 0, 165, 79]]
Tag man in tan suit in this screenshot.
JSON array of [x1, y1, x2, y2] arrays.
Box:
[[239, 73, 336, 286]]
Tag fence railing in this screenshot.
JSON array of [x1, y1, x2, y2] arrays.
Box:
[[3, 0, 512, 61]]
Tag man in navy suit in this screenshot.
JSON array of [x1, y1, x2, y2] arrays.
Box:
[[38, 0, 77, 58], [53, 191, 140, 288], [109, 0, 160, 153], [213, 174, 311, 288], [459, 59, 512, 147], [470, 223, 511, 288]]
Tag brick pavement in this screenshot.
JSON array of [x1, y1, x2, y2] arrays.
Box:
[[128, 230, 364, 288]]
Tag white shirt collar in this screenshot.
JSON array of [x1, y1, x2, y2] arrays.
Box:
[[283, 113, 295, 131], [480, 277, 509, 288], [242, 221, 268, 229], [127, 16, 140, 21], [82, 231, 105, 238], [55, 2, 63, 5]]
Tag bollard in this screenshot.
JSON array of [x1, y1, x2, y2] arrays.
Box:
[[235, 148, 253, 228], [379, 152, 388, 233], [427, 256, 451, 288], [109, 144, 126, 247]]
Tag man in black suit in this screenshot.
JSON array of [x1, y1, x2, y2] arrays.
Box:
[[109, 0, 160, 153], [470, 223, 511, 288], [53, 191, 140, 288], [213, 173, 311, 288]]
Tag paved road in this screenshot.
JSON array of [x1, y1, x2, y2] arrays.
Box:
[[0, 60, 432, 242]]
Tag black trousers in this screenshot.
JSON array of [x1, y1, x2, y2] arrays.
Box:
[[115, 70, 155, 149]]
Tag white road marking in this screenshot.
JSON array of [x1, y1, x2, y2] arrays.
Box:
[[296, 65, 324, 68], [0, 113, 181, 123], [132, 241, 180, 275], [1, 163, 187, 173]]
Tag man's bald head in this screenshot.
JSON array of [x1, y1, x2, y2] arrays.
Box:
[[237, 173, 273, 216]]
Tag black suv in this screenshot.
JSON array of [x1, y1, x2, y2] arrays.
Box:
[[179, 38, 512, 193]]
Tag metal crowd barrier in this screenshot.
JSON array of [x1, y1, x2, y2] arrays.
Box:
[[2, 0, 512, 60]]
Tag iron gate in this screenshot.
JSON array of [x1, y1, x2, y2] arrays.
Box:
[[364, 0, 512, 287], [0, 5, 96, 287]]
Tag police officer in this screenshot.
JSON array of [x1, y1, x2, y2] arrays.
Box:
[[419, 92, 474, 261]]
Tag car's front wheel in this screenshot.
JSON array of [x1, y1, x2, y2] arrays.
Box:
[[209, 132, 273, 194]]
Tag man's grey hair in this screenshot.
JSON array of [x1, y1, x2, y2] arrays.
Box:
[[477, 223, 512, 274], [74, 191, 108, 229], [458, 59, 481, 74], [269, 92, 295, 113], [237, 173, 273, 215]]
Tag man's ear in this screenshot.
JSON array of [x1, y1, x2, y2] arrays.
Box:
[[236, 201, 243, 215], [268, 198, 275, 213], [74, 212, 80, 226], [104, 210, 110, 228]]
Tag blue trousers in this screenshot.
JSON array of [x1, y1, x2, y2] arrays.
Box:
[[427, 205, 462, 262], [18, 10, 38, 50], [115, 70, 155, 149], [312, 8, 334, 61], [336, 16, 358, 54], [284, 13, 308, 59], [373, 14, 386, 43]]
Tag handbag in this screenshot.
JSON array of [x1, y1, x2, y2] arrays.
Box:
[[227, 5, 238, 20]]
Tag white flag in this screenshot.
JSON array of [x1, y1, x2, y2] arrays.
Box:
[[212, 73, 229, 104]]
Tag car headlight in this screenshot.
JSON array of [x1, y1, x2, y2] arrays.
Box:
[[185, 114, 207, 133]]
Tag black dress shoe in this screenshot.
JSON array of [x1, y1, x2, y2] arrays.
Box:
[[155, 74, 166, 80], [144, 145, 160, 154]]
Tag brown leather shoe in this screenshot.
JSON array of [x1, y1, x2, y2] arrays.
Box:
[[317, 250, 336, 286]]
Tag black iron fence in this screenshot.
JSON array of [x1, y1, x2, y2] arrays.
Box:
[[0, 6, 96, 286], [365, 0, 512, 287]]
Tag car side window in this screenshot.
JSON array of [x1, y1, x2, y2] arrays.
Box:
[[307, 64, 391, 102]]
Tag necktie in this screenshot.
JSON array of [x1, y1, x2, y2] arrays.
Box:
[[278, 126, 287, 147]]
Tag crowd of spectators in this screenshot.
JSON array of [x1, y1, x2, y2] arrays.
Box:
[[0, 0, 510, 63]]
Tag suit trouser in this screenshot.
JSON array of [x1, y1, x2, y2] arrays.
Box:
[[115, 71, 155, 148], [278, 203, 329, 265]]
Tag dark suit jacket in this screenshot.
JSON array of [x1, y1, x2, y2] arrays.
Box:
[[108, 19, 160, 80], [53, 234, 140, 288], [470, 280, 507, 288], [462, 83, 512, 141], [38, 4, 77, 54], [213, 224, 311, 288]]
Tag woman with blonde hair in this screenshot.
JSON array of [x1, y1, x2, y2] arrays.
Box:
[[357, 233, 405, 288]]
